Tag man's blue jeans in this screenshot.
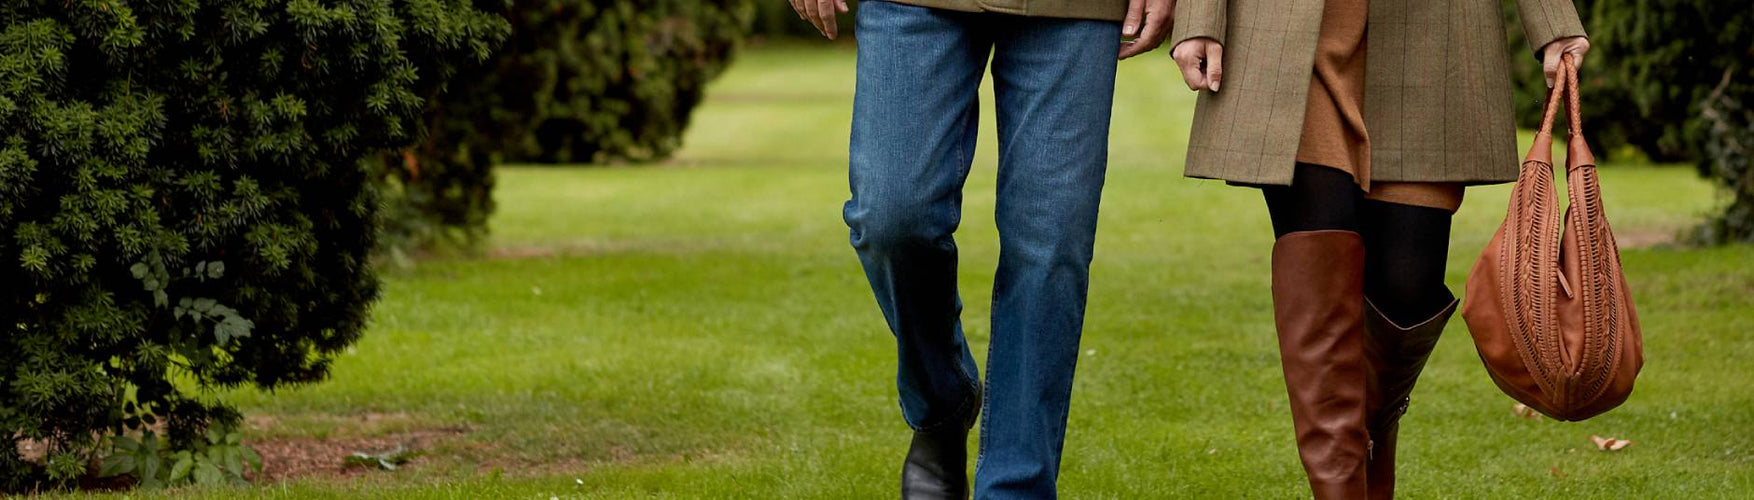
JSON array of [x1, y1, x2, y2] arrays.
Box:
[[843, 2, 1119, 496]]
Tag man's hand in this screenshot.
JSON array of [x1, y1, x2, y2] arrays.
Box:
[[1170, 37, 1222, 92], [1540, 36, 1590, 87], [1118, 0, 1175, 60], [790, 0, 851, 40]]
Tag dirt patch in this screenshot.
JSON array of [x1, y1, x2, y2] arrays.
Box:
[[244, 427, 656, 481], [485, 245, 560, 259], [15, 415, 748, 487], [243, 413, 469, 482], [246, 428, 465, 481]]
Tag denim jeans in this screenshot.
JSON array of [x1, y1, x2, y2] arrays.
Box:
[[843, 2, 1120, 497]]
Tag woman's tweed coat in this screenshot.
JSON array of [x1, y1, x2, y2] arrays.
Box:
[[1170, 0, 1586, 184]]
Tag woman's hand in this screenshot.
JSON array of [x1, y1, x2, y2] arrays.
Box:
[[1118, 0, 1176, 60], [791, 0, 851, 40], [1541, 36, 1590, 87], [1171, 37, 1223, 92]]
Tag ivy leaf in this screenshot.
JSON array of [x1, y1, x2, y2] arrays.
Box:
[[222, 447, 243, 477], [214, 314, 255, 345], [139, 448, 163, 487], [130, 262, 149, 279], [241, 447, 263, 473], [168, 453, 194, 483], [207, 261, 225, 279], [99, 453, 134, 478], [192, 459, 223, 485], [113, 435, 140, 453], [139, 470, 164, 489]]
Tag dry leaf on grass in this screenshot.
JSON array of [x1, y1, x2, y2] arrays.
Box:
[[1512, 403, 1542, 419], [1590, 435, 1632, 451]]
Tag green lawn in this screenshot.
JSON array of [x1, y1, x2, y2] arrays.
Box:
[[60, 45, 1754, 498]]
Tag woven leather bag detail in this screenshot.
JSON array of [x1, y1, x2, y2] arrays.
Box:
[[1462, 56, 1644, 421]]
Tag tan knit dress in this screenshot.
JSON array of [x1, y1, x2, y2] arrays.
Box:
[[1295, 0, 1465, 212]]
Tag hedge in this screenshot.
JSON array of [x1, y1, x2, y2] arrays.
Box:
[[380, 0, 753, 252], [0, 0, 506, 490]]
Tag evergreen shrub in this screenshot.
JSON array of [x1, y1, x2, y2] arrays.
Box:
[[379, 0, 753, 251], [0, 0, 506, 490]]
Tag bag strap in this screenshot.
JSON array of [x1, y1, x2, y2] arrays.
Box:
[[1561, 55, 1596, 171], [1534, 56, 1569, 140], [1526, 55, 1596, 171]]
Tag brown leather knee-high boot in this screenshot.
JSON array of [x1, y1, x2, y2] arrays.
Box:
[[1362, 297, 1456, 500], [1272, 230, 1371, 500]]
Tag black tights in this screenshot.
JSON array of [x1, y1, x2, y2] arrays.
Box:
[[1263, 164, 1456, 326]]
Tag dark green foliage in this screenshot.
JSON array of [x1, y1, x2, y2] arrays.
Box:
[[0, 0, 505, 491], [98, 422, 262, 488], [488, 0, 754, 163], [379, 0, 753, 251], [1504, 0, 1754, 243], [1506, 1, 1754, 161], [1689, 68, 1754, 244]]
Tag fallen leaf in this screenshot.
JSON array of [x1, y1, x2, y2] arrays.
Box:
[[1513, 403, 1542, 419], [1590, 435, 1632, 451], [342, 445, 419, 471]]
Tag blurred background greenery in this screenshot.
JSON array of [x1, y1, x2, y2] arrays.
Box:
[[382, 0, 1753, 257]]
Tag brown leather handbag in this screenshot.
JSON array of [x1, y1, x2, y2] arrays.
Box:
[[1462, 56, 1644, 421]]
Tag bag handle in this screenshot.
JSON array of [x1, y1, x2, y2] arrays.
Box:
[[1533, 56, 1569, 140], [1529, 55, 1596, 171]]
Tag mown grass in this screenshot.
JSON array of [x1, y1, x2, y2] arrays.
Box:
[[49, 44, 1754, 498]]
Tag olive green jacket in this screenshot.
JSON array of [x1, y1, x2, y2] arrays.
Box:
[[887, 0, 1129, 21], [1170, 0, 1587, 185]]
